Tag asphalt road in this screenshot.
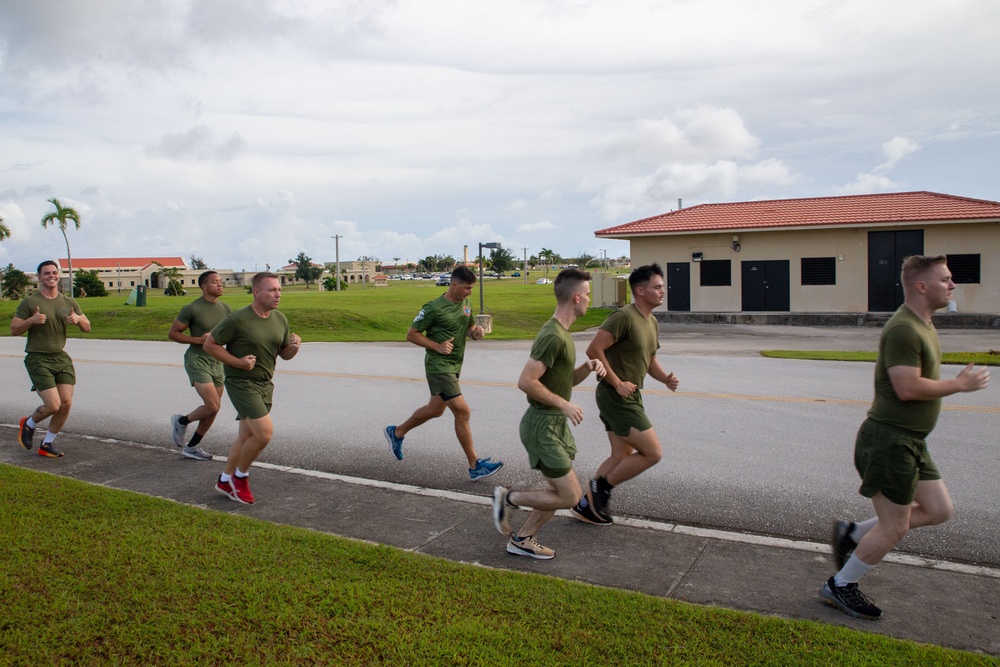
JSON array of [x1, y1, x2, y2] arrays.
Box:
[[2, 323, 997, 566]]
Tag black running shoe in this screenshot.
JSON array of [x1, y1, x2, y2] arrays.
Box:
[[590, 478, 612, 521], [570, 497, 612, 525], [832, 519, 858, 570], [38, 442, 63, 458], [18, 416, 35, 450], [820, 576, 881, 620]]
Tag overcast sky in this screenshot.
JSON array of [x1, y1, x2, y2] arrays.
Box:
[[2, 0, 998, 272]]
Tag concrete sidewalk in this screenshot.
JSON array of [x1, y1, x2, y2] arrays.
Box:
[[3, 428, 998, 657]]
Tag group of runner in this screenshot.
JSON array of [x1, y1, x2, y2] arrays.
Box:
[[10, 256, 988, 621]]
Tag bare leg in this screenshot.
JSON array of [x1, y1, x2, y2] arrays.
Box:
[[444, 395, 478, 468], [514, 471, 582, 537], [394, 396, 447, 437], [188, 383, 224, 435], [224, 415, 274, 475], [853, 480, 953, 566], [601, 428, 663, 487], [45, 384, 75, 434]]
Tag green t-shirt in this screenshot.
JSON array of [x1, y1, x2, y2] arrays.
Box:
[[598, 303, 660, 388], [527, 318, 576, 411], [210, 305, 291, 382], [176, 296, 232, 357], [411, 294, 474, 374], [867, 305, 942, 437], [14, 292, 84, 354]]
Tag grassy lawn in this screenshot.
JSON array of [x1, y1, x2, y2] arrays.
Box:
[[2, 465, 993, 666], [0, 279, 609, 342], [761, 350, 1000, 365]]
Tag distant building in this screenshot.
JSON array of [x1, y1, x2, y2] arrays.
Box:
[[596, 191, 999, 314], [49, 257, 241, 293]]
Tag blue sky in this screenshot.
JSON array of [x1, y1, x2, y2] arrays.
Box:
[[1, 0, 998, 271]]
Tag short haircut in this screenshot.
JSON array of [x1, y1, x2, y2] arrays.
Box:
[[198, 270, 219, 287], [252, 271, 279, 289], [554, 268, 591, 303], [37, 260, 59, 274], [628, 263, 664, 292], [451, 265, 478, 284], [901, 255, 947, 288]]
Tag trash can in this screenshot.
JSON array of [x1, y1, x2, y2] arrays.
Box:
[[136, 284, 147, 307]]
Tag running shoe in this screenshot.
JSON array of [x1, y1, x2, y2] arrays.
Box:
[[506, 534, 555, 560], [170, 414, 188, 448], [570, 496, 613, 525], [38, 442, 63, 458], [820, 576, 882, 620], [832, 519, 858, 570], [469, 457, 503, 480], [215, 476, 241, 502], [384, 425, 403, 460], [182, 445, 213, 461], [589, 478, 612, 521], [18, 416, 35, 450], [492, 486, 517, 536], [232, 475, 255, 504]]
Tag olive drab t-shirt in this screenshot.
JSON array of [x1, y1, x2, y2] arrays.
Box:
[[597, 303, 660, 388], [210, 305, 290, 382], [411, 294, 474, 375], [177, 297, 232, 357], [867, 304, 942, 437], [14, 292, 83, 354], [526, 318, 576, 411]]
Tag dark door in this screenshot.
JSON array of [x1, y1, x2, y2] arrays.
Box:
[[868, 230, 924, 311], [666, 262, 690, 311], [741, 260, 790, 311]]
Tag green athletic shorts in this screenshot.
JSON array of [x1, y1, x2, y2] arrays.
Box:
[[427, 372, 462, 401], [24, 352, 76, 392], [854, 418, 941, 506], [185, 349, 225, 387], [518, 407, 575, 479], [225, 377, 274, 420], [596, 381, 653, 436]]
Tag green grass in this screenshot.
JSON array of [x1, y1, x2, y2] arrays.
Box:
[[761, 350, 1000, 365], [0, 280, 608, 342], [2, 465, 993, 666]]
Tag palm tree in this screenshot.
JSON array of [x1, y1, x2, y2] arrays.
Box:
[[539, 247, 554, 281], [0, 215, 10, 241], [40, 198, 82, 295]]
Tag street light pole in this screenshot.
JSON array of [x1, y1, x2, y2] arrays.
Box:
[[116, 262, 121, 295], [478, 241, 500, 314], [331, 236, 341, 291]]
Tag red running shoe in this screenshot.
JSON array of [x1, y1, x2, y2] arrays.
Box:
[[232, 475, 255, 504]]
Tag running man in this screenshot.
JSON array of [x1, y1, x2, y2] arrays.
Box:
[[11, 260, 91, 457], [384, 265, 503, 480], [571, 263, 679, 525], [168, 270, 232, 461], [492, 269, 605, 559], [204, 272, 301, 504], [821, 255, 988, 620]]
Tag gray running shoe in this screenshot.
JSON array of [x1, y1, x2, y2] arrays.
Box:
[[170, 414, 188, 448], [182, 445, 213, 461]]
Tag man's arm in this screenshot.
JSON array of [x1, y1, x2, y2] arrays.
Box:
[[888, 364, 989, 401], [11, 308, 43, 336], [66, 310, 91, 333], [518, 358, 587, 425], [587, 328, 635, 397], [467, 323, 485, 340], [406, 327, 454, 355], [647, 356, 679, 392], [203, 333, 255, 371], [168, 319, 204, 345], [279, 333, 302, 360]]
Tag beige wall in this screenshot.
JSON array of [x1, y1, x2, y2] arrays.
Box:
[[626, 220, 999, 313]]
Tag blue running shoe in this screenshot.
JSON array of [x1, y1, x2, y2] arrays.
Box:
[[469, 457, 503, 480], [384, 425, 403, 460]]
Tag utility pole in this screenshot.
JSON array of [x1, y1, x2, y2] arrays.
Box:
[[331, 235, 341, 291], [522, 247, 528, 284]]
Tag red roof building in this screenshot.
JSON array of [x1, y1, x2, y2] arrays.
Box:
[[595, 191, 999, 314]]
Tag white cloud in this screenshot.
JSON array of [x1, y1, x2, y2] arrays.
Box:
[[517, 221, 558, 233], [837, 136, 922, 194]]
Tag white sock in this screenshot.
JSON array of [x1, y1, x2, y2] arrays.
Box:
[[219, 473, 232, 483], [235, 469, 249, 478], [43, 432, 57, 445], [26, 416, 37, 429], [851, 517, 878, 541], [834, 553, 874, 586]]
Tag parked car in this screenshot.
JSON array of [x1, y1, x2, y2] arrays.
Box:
[[535, 278, 552, 284], [436, 275, 451, 286], [511, 271, 520, 277]]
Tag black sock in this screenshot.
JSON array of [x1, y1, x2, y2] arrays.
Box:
[[596, 476, 614, 493], [178, 415, 191, 426], [187, 432, 203, 447]]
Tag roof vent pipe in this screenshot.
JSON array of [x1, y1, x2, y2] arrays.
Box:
[[678, 198, 683, 210]]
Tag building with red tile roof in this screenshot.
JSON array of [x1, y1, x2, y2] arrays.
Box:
[[595, 191, 999, 314]]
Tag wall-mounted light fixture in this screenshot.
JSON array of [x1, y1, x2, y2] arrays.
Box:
[[732, 234, 741, 253], [692, 252, 703, 262]]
